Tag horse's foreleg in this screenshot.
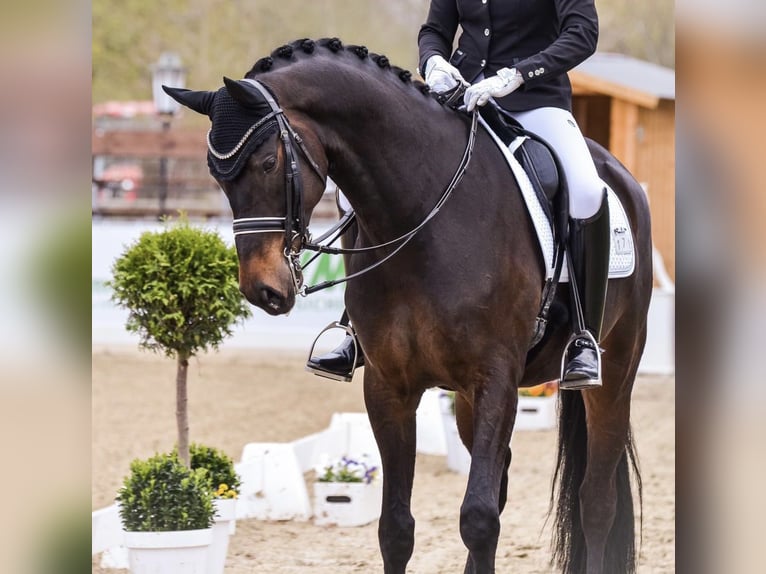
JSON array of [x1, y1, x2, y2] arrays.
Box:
[[498, 446, 512, 514], [455, 395, 512, 515], [459, 365, 519, 574], [364, 374, 418, 574]]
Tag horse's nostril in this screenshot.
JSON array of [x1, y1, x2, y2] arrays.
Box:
[[259, 285, 285, 311]]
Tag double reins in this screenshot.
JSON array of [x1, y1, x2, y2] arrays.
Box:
[[302, 109, 479, 294], [226, 78, 479, 296]]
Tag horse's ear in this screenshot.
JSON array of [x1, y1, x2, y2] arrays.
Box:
[[222, 77, 263, 109], [161, 86, 215, 116]]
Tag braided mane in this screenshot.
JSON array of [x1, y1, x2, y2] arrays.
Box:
[[244, 38, 433, 98]]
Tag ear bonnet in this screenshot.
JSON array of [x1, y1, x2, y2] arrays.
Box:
[[163, 81, 278, 181]]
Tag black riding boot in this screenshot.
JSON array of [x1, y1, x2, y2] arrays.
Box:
[[561, 191, 610, 390], [306, 313, 364, 382]]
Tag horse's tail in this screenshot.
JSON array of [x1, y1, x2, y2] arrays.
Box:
[[549, 390, 642, 574]]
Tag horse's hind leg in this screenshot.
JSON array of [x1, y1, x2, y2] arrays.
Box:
[[363, 372, 418, 574], [578, 357, 641, 574]]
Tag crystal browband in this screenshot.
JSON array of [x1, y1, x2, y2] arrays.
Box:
[[206, 109, 281, 160]]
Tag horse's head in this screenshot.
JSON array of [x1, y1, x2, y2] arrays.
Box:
[[164, 77, 327, 315]]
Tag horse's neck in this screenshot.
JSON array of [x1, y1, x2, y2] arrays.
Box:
[[333, 113, 468, 239], [274, 66, 468, 239]]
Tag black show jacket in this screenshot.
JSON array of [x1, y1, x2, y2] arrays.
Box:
[[418, 0, 598, 112]]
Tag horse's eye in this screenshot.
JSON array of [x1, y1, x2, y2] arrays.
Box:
[[263, 156, 277, 172]]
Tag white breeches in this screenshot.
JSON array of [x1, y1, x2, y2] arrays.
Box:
[[507, 106, 606, 219]]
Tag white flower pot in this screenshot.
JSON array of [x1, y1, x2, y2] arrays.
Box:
[[123, 528, 213, 574], [207, 499, 237, 574], [440, 395, 471, 475], [313, 481, 382, 527], [515, 395, 557, 431]]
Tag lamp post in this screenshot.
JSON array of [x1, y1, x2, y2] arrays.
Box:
[[151, 52, 186, 218]]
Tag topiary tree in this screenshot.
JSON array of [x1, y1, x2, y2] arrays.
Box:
[[109, 219, 251, 467]]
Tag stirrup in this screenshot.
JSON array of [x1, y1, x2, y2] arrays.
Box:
[[559, 330, 603, 391], [305, 321, 361, 383]]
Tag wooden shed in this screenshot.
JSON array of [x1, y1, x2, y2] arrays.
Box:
[[569, 53, 676, 281]]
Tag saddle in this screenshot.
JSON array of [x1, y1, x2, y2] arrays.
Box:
[[478, 103, 570, 245]]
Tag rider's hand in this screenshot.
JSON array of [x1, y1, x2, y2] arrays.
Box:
[[464, 67, 524, 111], [424, 55, 468, 94]]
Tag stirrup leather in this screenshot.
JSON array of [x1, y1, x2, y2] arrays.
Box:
[[559, 330, 603, 390], [305, 321, 361, 383]]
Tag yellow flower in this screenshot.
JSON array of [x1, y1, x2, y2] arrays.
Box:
[[218, 483, 229, 492], [519, 381, 559, 397]]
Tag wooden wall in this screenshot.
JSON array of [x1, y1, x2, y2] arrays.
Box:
[[92, 128, 207, 158], [635, 100, 676, 281], [573, 95, 612, 148], [573, 96, 676, 281], [91, 127, 340, 220]]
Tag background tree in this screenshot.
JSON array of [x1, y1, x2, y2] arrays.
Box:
[[92, 0, 673, 106], [109, 219, 251, 466]]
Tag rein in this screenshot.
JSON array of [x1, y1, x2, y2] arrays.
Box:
[[225, 78, 479, 296], [302, 110, 479, 294]]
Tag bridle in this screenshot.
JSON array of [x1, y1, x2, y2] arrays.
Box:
[[219, 78, 479, 296], [219, 79, 326, 292]]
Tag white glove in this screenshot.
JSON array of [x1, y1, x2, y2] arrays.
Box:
[[464, 67, 524, 111], [424, 55, 468, 94]]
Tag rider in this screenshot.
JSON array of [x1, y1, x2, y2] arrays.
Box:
[[309, 0, 610, 390]]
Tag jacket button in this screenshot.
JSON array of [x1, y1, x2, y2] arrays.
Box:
[[484, 28, 490, 36], [482, 0, 487, 3], [528, 71, 534, 78], [480, 59, 486, 67]]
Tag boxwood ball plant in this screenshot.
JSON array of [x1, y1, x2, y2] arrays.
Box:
[[109, 219, 251, 466], [117, 452, 214, 532]]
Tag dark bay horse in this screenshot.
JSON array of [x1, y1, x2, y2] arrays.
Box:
[[166, 38, 652, 574]]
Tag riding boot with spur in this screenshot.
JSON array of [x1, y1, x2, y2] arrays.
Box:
[[306, 319, 365, 382], [560, 191, 610, 390]]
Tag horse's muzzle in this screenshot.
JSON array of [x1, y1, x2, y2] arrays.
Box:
[[241, 280, 295, 315], [236, 237, 297, 315]]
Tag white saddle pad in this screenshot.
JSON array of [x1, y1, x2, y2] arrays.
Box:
[[478, 116, 636, 282]]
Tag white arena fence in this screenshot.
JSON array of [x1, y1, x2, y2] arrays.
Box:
[[92, 218, 674, 373]]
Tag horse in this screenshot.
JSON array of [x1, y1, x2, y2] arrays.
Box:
[[165, 38, 652, 574]]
